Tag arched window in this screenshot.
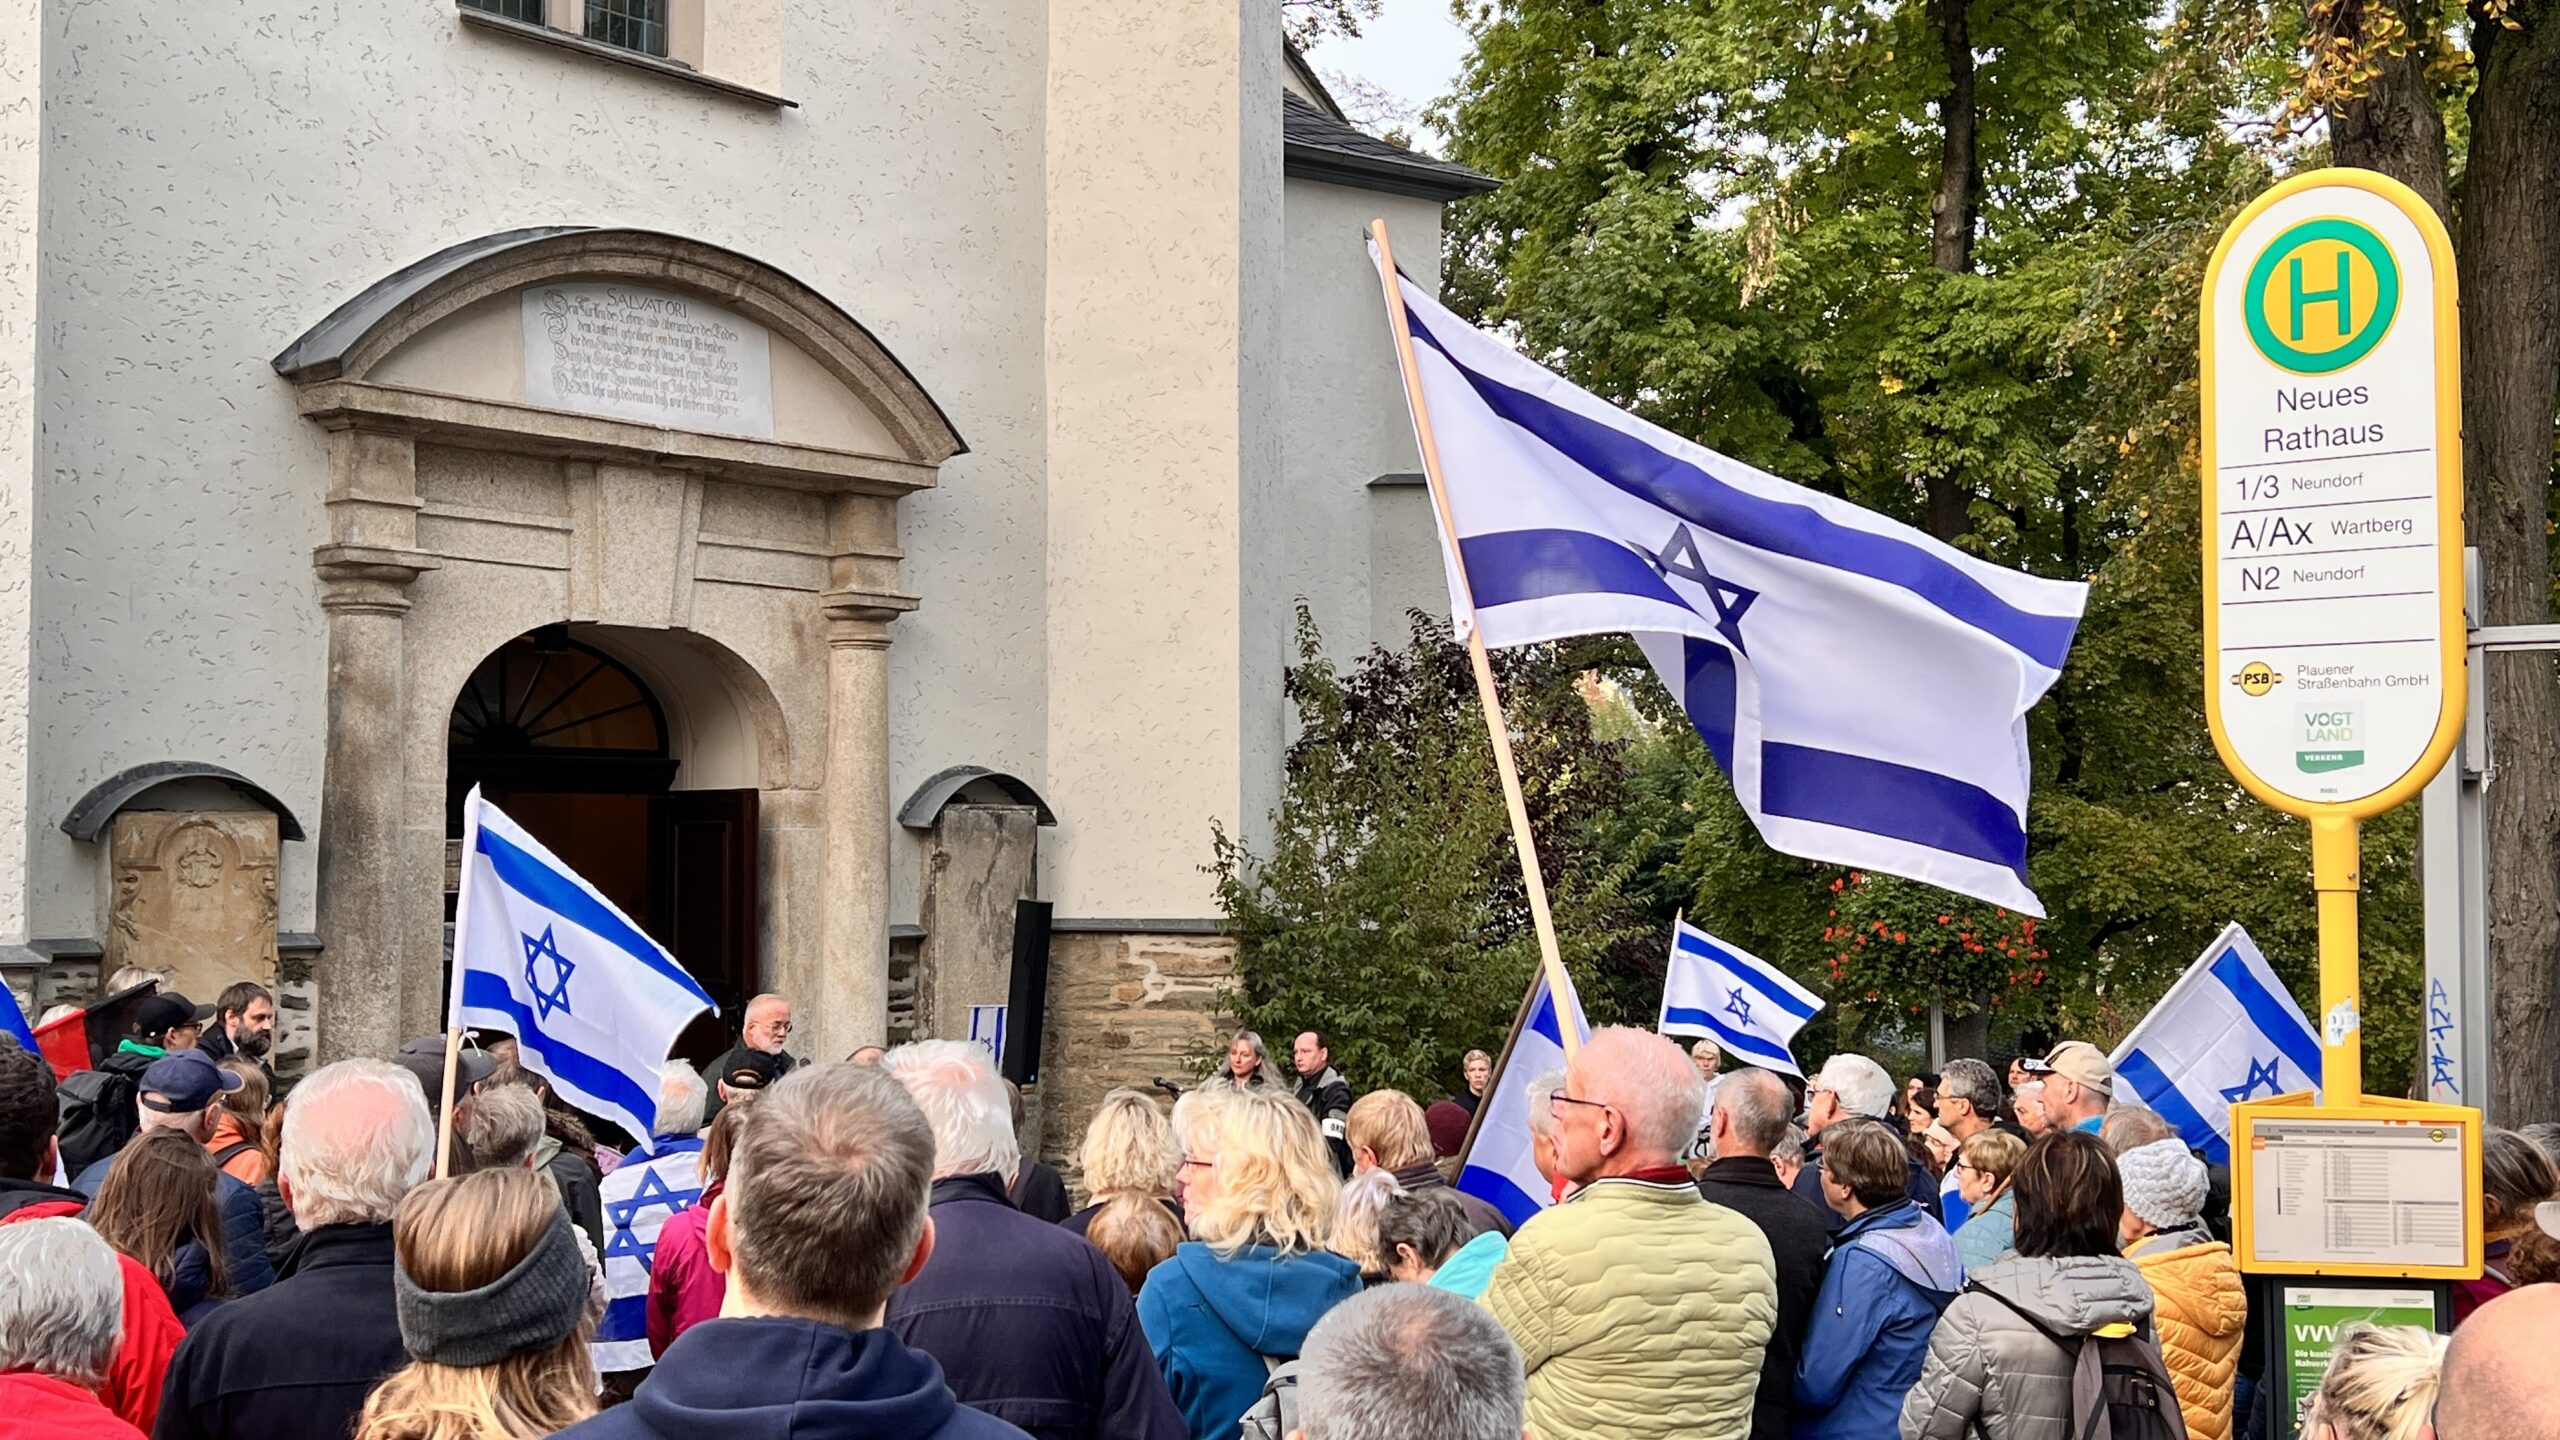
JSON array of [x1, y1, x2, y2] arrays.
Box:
[[445, 628, 676, 835]]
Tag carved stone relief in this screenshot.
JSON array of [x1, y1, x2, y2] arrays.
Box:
[[107, 812, 281, 1007]]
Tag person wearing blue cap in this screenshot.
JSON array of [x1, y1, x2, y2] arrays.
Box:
[[72, 1050, 274, 1295]]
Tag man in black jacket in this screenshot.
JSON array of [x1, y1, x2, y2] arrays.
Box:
[[192, 982, 276, 1092], [881, 1041, 1182, 1440], [1696, 1067, 1833, 1440], [154, 1057, 432, 1440], [1292, 1030, 1355, 1177]]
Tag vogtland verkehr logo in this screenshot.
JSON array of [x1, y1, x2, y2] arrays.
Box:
[[2243, 218, 2400, 375]]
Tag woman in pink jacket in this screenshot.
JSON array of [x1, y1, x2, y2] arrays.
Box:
[[645, 1098, 751, 1357]]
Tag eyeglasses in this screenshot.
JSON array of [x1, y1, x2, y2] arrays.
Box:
[[1178, 1157, 1215, 1173], [1548, 1093, 1615, 1122]]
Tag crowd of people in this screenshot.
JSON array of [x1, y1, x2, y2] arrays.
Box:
[[4, 980, 2560, 1440]]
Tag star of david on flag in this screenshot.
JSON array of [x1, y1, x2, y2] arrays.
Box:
[[595, 1135, 704, 1372], [2109, 922, 2322, 1164], [1374, 244, 2087, 914], [1656, 917, 1823, 1078], [449, 787, 716, 1156]]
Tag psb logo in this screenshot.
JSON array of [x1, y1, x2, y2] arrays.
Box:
[[2230, 661, 2282, 697], [2297, 702, 2365, 774], [2244, 218, 2399, 375]]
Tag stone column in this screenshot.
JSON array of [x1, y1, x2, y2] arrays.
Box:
[[817, 589, 914, 1063]]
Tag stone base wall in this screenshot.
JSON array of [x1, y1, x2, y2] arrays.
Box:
[[1033, 929, 1235, 1195]]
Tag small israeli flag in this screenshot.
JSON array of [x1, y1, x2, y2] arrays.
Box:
[[450, 787, 716, 1153], [1376, 247, 2086, 914], [2109, 922, 2322, 1164], [1457, 967, 1592, 1229], [1657, 918, 1823, 1079]]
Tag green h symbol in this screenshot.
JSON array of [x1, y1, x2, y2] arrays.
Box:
[[2288, 247, 2353, 342]]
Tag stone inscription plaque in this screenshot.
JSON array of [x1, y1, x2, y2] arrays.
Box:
[[523, 283, 775, 438], [109, 811, 280, 1008]]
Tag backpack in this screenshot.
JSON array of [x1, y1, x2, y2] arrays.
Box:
[[1964, 1279, 2186, 1440], [1236, 1356, 1301, 1440], [56, 1068, 139, 1176]]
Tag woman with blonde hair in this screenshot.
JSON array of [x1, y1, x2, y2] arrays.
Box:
[[354, 1166, 598, 1440], [1064, 1089, 1185, 1293], [1949, 1128, 2026, 1271], [2303, 1323, 2446, 1440], [1137, 1086, 1360, 1440], [86, 1127, 230, 1325], [1211, 1030, 1284, 1092]]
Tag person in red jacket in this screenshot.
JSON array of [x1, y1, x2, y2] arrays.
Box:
[[645, 1097, 751, 1356], [0, 1216, 150, 1439], [0, 1043, 184, 1433]]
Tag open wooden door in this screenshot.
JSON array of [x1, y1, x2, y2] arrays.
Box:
[[653, 788, 759, 1067]]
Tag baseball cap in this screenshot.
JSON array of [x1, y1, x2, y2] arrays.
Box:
[[393, 1034, 498, 1101], [133, 992, 215, 1038], [718, 1047, 786, 1092], [2021, 1041, 2115, 1098], [139, 1048, 244, 1113]]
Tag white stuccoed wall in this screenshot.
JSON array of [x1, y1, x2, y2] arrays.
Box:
[[25, 1, 1050, 941]]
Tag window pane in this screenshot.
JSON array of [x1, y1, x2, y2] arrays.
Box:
[[459, 0, 547, 21], [585, 0, 668, 57]]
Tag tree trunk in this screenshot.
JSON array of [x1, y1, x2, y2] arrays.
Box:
[[2462, 0, 2560, 1125], [2318, 0, 2452, 219], [1923, 0, 1979, 543]]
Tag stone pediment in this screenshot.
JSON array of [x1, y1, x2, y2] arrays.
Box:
[[274, 228, 965, 494]]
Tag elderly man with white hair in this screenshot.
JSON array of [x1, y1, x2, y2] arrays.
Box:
[[881, 1040, 1184, 1440], [155, 1058, 434, 1440], [1791, 1052, 1940, 1234], [1291, 1283, 1526, 1440], [0, 1218, 143, 1437], [1481, 1026, 1777, 1440]]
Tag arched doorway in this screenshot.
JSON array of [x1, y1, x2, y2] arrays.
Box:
[[445, 627, 757, 1065]]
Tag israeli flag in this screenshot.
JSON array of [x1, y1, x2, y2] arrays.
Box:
[[1377, 249, 2086, 915], [1457, 967, 1591, 1229], [596, 1135, 704, 1372], [450, 787, 716, 1153], [1657, 918, 1823, 1079], [2109, 923, 2322, 1164]]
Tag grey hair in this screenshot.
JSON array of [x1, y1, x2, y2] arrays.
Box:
[[1939, 1059, 2003, 1120], [1522, 1068, 1568, 1139], [1576, 1027, 1706, 1159], [453, 1082, 546, 1171], [1299, 1283, 1526, 1440], [0, 1219, 125, 1386], [654, 1061, 709, 1139], [1715, 1068, 1793, 1155], [280, 1058, 434, 1229], [880, 1040, 1021, 1180], [1771, 1125, 1807, 1169], [1330, 1166, 1403, 1273], [2100, 1105, 2178, 1153], [1816, 1053, 1896, 1117]]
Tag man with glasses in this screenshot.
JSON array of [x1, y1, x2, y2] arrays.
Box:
[[740, 993, 801, 1074], [1929, 1059, 2004, 1232], [1480, 1027, 1776, 1440], [1793, 1054, 1939, 1235]]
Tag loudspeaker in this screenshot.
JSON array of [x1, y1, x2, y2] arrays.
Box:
[[1002, 900, 1053, 1086]]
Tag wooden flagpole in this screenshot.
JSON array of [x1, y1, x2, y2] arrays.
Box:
[[433, 1027, 463, 1180], [1369, 216, 1580, 1063], [1450, 960, 1553, 1176]]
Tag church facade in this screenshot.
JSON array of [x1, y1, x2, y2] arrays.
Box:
[[0, 0, 1489, 1143]]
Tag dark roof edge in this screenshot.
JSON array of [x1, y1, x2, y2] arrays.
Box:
[[1284, 144, 1501, 201]]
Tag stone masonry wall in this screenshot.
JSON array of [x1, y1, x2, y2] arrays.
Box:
[[1034, 930, 1235, 1198]]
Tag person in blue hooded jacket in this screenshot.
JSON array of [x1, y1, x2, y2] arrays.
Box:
[[555, 1062, 1026, 1440], [1138, 1087, 1363, 1440], [1793, 1118, 1963, 1440]]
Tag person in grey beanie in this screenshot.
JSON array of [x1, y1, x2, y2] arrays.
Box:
[[354, 1166, 605, 1440], [2118, 1138, 2246, 1440]]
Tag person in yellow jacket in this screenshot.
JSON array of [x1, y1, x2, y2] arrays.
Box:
[[2118, 1137, 2247, 1440], [1480, 1027, 1777, 1440]]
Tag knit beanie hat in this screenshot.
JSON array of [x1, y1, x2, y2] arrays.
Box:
[[394, 1207, 592, 1367], [2118, 1138, 2208, 1231]]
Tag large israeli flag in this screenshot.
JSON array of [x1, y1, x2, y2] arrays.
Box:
[[1457, 967, 1592, 1229], [596, 1133, 705, 1372], [1657, 919, 1823, 1078], [450, 788, 716, 1153], [2109, 923, 2322, 1164], [1376, 249, 2086, 914]]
